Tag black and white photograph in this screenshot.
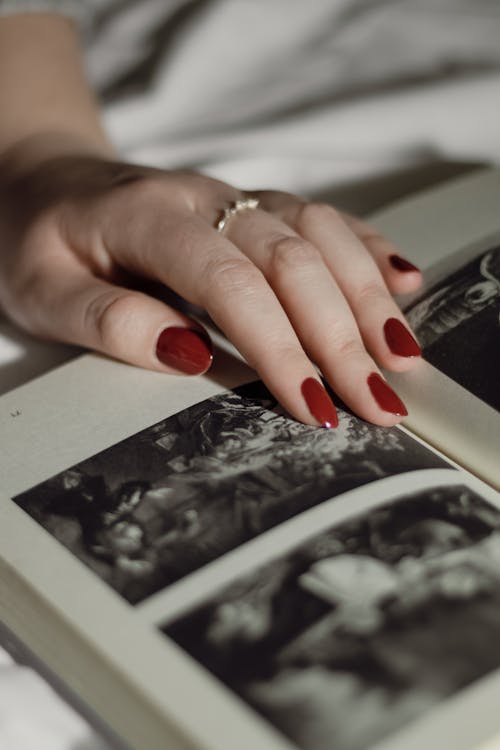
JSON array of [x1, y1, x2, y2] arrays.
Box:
[[166, 484, 500, 750], [405, 246, 500, 411], [14, 381, 447, 604]]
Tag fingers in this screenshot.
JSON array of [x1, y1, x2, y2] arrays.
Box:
[[256, 190, 423, 295], [223, 208, 409, 426], [54, 180, 339, 428], [91, 184, 414, 426], [63, 176, 418, 428], [339, 211, 423, 296], [262, 199, 422, 373], [93, 207, 337, 428], [16, 247, 213, 376], [170, 224, 340, 427]]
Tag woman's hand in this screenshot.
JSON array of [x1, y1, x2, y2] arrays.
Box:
[[0, 149, 422, 428]]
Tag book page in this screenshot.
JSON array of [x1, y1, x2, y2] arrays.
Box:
[[1, 352, 500, 750], [370, 168, 500, 488]]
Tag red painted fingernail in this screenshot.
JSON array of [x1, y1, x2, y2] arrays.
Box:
[[389, 254, 420, 273], [156, 327, 213, 374], [301, 378, 338, 428], [384, 317, 421, 357], [367, 372, 408, 416]]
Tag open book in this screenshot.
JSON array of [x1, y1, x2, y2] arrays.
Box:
[[0, 168, 499, 750]]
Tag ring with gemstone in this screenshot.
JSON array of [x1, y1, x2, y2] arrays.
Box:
[[216, 197, 260, 233]]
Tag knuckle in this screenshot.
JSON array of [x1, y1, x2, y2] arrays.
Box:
[[336, 337, 365, 359], [356, 280, 387, 305], [360, 227, 384, 243], [272, 341, 305, 367], [203, 256, 263, 298], [268, 235, 321, 276], [125, 175, 195, 215], [328, 324, 365, 359], [86, 291, 140, 351], [250, 338, 301, 373], [295, 201, 340, 232]]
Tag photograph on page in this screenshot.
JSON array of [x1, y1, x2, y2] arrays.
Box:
[[405, 244, 500, 411], [165, 481, 500, 750], [13, 380, 448, 605]]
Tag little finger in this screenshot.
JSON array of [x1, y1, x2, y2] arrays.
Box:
[[340, 211, 423, 295]]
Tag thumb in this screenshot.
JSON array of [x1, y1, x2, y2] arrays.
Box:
[[17, 255, 213, 375]]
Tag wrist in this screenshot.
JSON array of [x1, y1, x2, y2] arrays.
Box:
[[0, 131, 116, 178]]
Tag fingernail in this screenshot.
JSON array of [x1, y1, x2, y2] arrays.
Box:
[[367, 372, 408, 416], [389, 254, 420, 273], [384, 317, 421, 357], [156, 327, 213, 374], [301, 378, 339, 428]]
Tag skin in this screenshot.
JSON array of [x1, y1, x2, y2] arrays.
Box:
[[0, 13, 423, 428]]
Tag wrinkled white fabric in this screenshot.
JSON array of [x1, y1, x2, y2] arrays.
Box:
[[93, 0, 500, 192], [1, 0, 500, 192], [0, 648, 109, 750]]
